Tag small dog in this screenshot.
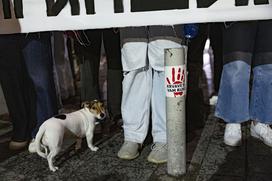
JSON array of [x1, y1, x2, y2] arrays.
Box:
[[29, 100, 106, 172]]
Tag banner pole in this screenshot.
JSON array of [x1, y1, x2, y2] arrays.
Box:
[[165, 47, 187, 177]]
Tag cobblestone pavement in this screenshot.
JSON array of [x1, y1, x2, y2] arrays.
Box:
[[1, 106, 272, 181]]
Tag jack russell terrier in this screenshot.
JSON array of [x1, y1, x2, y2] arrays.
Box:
[[28, 100, 106, 172]]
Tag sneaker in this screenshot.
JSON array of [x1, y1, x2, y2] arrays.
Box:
[[251, 122, 272, 147], [147, 143, 167, 164], [9, 140, 28, 150], [117, 141, 140, 160], [28, 139, 36, 153], [209, 95, 218, 106], [224, 123, 242, 146]]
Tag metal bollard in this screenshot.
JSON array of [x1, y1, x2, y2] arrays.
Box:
[[165, 47, 187, 177]]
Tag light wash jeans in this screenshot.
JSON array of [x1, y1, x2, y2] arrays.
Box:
[[120, 26, 184, 143]]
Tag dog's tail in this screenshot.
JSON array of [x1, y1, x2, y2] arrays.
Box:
[[35, 124, 47, 159]]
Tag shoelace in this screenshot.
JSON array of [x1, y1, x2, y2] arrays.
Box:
[[257, 124, 271, 137], [151, 143, 167, 151], [124, 141, 131, 146]]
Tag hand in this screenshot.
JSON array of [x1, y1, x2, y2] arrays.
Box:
[[166, 67, 185, 97]]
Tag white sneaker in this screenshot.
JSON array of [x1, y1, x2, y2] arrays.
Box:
[[251, 122, 272, 147], [209, 95, 218, 106], [117, 141, 141, 160], [147, 143, 167, 164], [28, 139, 36, 153], [224, 123, 242, 146]]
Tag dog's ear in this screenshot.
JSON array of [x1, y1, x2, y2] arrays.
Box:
[[89, 100, 99, 107], [81, 102, 90, 108]]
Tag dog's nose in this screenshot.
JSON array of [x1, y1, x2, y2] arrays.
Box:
[[100, 113, 105, 119]]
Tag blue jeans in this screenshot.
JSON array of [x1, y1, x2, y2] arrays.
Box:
[[22, 32, 58, 137], [215, 62, 272, 124], [215, 20, 272, 124]]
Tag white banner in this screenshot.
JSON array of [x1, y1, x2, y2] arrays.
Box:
[[0, 0, 272, 34]]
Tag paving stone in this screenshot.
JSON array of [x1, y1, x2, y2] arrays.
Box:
[[96, 132, 157, 170], [0, 141, 94, 181], [150, 164, 198, 181], [247, 173, 272, 181], [196, 117, 246, 177], [196, 174, 244, 181], [67, 155, 154, 181], [199, 145, 245, 176], [1, 105, 272, 180], [247, 154, 272, 175], [247, 137, 272, 156], [188, 114, 217, 175]]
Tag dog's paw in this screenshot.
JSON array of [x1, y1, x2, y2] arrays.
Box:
[[90, 146, 99, 151], [50, 166, 59, 172]]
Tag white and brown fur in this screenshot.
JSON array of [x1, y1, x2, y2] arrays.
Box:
[[29, 100, 105, 172]]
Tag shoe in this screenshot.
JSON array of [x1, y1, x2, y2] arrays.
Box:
[[9, 140, 28, 150], [147, 143, 167, 164], [28, 139, 36, 153], [224, 123, 242, 146], [251, 122, 272, 147], [209, 95, 218, 106], [117, 141, 140, 160]]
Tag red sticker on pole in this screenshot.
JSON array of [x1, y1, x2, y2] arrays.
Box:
[[165, 65, 186, 97]]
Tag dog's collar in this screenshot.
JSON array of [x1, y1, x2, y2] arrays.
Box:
[[95, 119, 105, 125]]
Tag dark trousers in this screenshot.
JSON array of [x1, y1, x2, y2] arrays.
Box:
[[186, 23, 223, 130], [0, 33, 58, 140], [210, 23, 223, 92], [79, 28, 122, 118], [0, 34, 36, 141], [22, 32, 58, 137], [187, 23, 223, 93]]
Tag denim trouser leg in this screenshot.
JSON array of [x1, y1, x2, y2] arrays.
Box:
[[120, 28, 150, 143], [250, 64, 272, 124], [215, 61, 251, 123], [122, 67, 152, 143], [151, 70, 167, 143], [120, 26, 183, 143], [22, 33, 58, 138], [148, 39, 182, 143]]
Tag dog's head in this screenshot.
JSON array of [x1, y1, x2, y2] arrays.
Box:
[[81, 100, 106, 120]]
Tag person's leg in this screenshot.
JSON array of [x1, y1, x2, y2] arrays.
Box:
[[186, 23, 209, 130], [209, 23, 223, 94], [103, 28, 123, 120], [118, 27, 150, 160], [215, 21, 257, 146], [120, 27, 150, 143], [147, 25, 184, 163], [79, 29, 102, 102], [0, 34, 35, 148], [250, 20, 272, 147], [22, 32, 58, 138], [148, 25, 184, 142]]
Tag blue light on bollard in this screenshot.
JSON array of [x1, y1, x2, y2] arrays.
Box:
[[184, 24, 199, 39]]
